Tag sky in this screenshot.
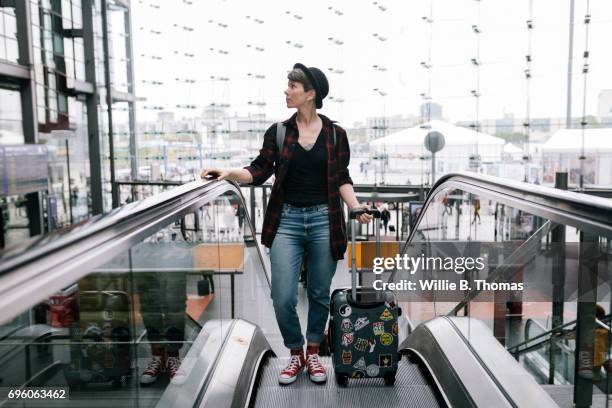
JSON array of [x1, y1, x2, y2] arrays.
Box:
[[126, 0, 612, 128]]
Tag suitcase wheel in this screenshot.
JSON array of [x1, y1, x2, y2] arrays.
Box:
[[335, 372, 348, 387], [384, 372, 396, 386]]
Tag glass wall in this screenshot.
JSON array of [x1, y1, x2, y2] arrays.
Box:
[[387, 182, 612, 405], [0, 6, 18, 63], [0, 89, 23, 144], [0, 188, 272, 406], [1, 0, 135, 248], [0, 90, 29, 247]]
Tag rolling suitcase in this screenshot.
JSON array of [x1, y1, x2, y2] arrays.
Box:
[[64, 275, 133, 389], [329, 208, 400, 386]]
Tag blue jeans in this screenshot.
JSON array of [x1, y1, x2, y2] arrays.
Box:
[[270, 203, 338, 349]]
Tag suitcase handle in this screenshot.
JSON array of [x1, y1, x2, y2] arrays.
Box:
[[350, 207, 382, 300], [347, 293, 387, 308], [349, 208, 381, 219]]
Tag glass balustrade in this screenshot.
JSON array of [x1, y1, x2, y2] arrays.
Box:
[[0, 185, 272, 407]]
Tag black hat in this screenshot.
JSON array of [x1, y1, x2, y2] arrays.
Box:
[[293, 63, 329, 109]]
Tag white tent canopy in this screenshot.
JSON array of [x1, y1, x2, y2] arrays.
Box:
[[504, 143, 523, 154], [364, 120, 510, 184], [369, 120, 506, 149], [542, 128, 612, 152]]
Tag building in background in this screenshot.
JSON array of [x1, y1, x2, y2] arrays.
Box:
[[366, 114, 419, 140], [0, 0, 136, 249], [420, 102, 442, 121], [467, 114, 591, 145]]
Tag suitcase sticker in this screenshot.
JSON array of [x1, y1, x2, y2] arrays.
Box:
[[379, 308, 393, 321], [379, 354, 392, 367], [342, 350, 352, 364], [339, 304, 352, 317], [368, 338, 376, 352], [366, 364, 380, 377], [380, 333, 393, 346], [354, 338, 368, 352], [353, 357, 366, 370], [354, 317, 369, 331], [341, 332, 354, 347], [341, 318, 353, 332]]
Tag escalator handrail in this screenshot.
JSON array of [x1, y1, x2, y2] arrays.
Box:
[[0, 179, 271, 323], [0, 179, 261, 273], [433, 172, 612, 216], [597, 318, 611, 331], [429, 173, 612, 238], [426, 172, 612, 238], [0, 179, 219, 273], [507, 315, 612, 355], [389, 172, 612, 284], [509, 331, 574, 358], [526, 317, 547, 335]]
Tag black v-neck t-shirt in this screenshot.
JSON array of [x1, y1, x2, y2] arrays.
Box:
[[283, 131, 328, 206]]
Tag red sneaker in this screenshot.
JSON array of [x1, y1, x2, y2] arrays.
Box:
[[166, 356, 187, 385], [306, 352, 327, 383], [140, 355, 163, 384], [278, 351, 305, 385]]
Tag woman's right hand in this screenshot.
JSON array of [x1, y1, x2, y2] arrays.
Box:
[[200, 168, 232, 181]]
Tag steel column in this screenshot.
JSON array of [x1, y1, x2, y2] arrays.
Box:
[[123, 4, 139, 184], [100, 0, 118, 208], [573, 231, 598, 407], [15, 0, 43, 236], [82, 0, 103, 215]]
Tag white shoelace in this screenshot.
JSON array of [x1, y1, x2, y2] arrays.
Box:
[[283, 355, 302, 373], [144, 357, 162, 373], [307, 354, 323, 370], [167, 356, 181, 372]]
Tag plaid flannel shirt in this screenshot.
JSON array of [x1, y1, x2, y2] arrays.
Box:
[[243, 113, 353, 261]]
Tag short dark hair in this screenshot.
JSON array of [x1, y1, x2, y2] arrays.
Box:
[[596, 304, 606, 320], [287, 68, 314, 92]]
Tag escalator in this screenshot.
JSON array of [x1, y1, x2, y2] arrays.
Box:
[[507, 316, 612, 406], [0, 172, 611, 407]]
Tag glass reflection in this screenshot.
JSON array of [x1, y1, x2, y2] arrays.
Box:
[[400, 183, 612, 405]]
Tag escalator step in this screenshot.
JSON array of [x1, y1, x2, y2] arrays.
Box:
[[540, 385, 608, 408], [254, 356, 441, 408]]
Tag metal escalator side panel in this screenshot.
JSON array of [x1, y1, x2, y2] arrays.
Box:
[[403, 348, 453, 408], [155, 319, 234, 408], [404, 318, 490, 408], [404, 316, 560, 408], [446, 317, 558, 408], [192, 318, 272, 408]]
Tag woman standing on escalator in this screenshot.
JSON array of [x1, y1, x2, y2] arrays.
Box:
[[201, 63, 372, 385]]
